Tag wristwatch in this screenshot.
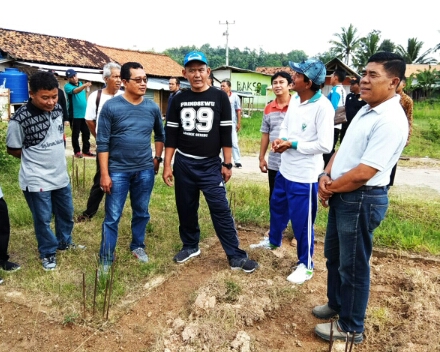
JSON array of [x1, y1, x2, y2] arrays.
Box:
[[222, 162, 233, 170], [154, 156, 163, 163], [318, 172, 330, 181]]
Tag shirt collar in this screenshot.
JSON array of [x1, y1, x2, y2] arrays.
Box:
[[363, 94, 400, 115], [295, 90, 322, 104]]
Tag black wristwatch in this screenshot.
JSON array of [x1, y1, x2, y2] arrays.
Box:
[[222, 162, 233, 170], [318, 172, 330, 181], [154, 156, 163, 163]]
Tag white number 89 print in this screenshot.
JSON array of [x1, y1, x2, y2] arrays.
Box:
[[180, 107, 214, 133]]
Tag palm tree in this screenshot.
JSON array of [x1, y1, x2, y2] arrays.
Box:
[[432, 30, 440, 53], [329, 24, 361, 65], [353, 30, 381, 72], [396, 38, 437, 64], [378, 39, 396, 53]]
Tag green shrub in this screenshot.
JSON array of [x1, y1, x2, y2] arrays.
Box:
[[0, 122, 19, 168]]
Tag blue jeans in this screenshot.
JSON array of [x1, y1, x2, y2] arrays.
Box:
[[99, 169, 155, 263], [324, 187, 388, 333], [23, 185, 74, 258]]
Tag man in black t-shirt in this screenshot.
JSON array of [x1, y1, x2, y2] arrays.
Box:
[[163, 51, 258, 273]]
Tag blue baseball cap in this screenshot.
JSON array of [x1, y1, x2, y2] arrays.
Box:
[[289, 59, 326, 85], [183, 51, 208, 66], [65, 69, 77, 78]]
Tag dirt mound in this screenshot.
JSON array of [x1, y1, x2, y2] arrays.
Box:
[[1, 231, 440, 351]]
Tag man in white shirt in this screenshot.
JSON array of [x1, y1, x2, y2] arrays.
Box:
[[269, 59, 334, 284], [314, 52, 408, 345], [76, 63, 122, 222], [323, 69, 347, 167]]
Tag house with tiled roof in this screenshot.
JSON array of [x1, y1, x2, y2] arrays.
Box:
[[0, 28, 110, 84], [96, 45, 187, 112], [0, 27, 186, 115], [0, 28, 111, 69], [255, 67, 295, 76]]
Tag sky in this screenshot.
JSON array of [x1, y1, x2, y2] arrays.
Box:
[[1, 1, 439, 63]]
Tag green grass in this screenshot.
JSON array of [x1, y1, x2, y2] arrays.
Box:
[[403, 102, 440, 159], [239, 111, 264, 155], [1, 102, 440, 322]]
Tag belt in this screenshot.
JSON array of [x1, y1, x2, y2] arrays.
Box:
[[357, 185, 388, 191]]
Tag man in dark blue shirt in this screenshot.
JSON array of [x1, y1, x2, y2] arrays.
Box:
[[97, 62, 164, 271]]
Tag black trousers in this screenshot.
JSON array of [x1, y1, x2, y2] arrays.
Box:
[[72, 118, 91, 154], [173, 153, 247, 260], [0, 198, 10, 262], [268, 169, 278, 202], [82, 156, 105, 218], [323, 128, 340, 169]]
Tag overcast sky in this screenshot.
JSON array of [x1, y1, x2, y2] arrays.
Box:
[[2, 1, 439, 63]]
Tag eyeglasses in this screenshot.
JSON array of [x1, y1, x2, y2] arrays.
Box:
[[128, 77, 147, 84]]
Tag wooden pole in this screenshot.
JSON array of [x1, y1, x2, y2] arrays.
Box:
[[71, 156, 75, 190], [82, 273, 86, 319], [92, 268, 98, 317], [83, 157, 86, 189]]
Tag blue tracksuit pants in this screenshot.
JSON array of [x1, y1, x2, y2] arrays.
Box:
[[269, 172, 317, 269]]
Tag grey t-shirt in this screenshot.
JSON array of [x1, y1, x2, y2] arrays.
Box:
[[0, 185, 3, 198], [6, 102, 69, 192]]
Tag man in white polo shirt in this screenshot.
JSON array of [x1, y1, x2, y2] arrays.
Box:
[[314, 52, 408, 345]]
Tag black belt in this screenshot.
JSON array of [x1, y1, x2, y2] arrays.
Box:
[[357, 185, 388, 191]]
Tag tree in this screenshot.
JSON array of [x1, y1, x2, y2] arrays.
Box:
[[396, 38, 437, 64], [285, 50, 308, 65], [378, 39, 396, 53], [414, 68, 440, 98], [353, 30, 381, 72], [314, 49, 338, 64], [329, 24, 361, 65], [432, 30, 440, 53]]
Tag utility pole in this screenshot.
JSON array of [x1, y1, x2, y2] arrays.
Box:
[[219, 20, 235, 66]]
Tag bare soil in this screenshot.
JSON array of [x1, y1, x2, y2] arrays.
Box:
[[1, 230, 440, 352], [1, 146, 439, 351]]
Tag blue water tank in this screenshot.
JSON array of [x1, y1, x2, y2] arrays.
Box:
[[0, 68, 29, 103]]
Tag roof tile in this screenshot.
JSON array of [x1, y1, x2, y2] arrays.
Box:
[[97, 45, 184, 78], [0, 28, 111, 68]]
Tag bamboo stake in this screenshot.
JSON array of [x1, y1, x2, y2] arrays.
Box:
[[82, 273, 86, 319], [83, 157, 86, 189], [329, 320, 334, 352], [71, 156, 75, 190], [92, 268, 98, 317], [106, 261, 116, 320], [102, 274, 110, 318], [76, 165, 79, 188]]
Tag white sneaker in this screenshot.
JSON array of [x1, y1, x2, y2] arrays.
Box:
[[286, 263, 313, 284], [250, 237, 276, 249]]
